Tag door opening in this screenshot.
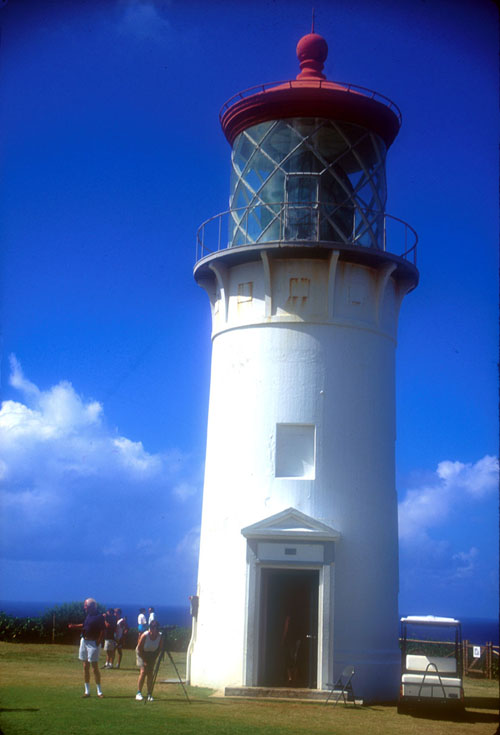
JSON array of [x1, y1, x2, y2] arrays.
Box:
[[258, 568, 319, 688]]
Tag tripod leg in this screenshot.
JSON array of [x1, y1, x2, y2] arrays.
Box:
[[145, 650, 165, 704], [165, 648, 191, 703]]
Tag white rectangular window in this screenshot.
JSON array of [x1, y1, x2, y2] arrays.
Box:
[[275, 423, 315, 479]]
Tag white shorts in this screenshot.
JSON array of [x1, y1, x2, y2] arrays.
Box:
[[104, 639, 116, 651], [79, 638, 100, 663]]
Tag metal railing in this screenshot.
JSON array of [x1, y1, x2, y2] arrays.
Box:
[[220, 79, 402, 126], [196, 202, 417, 265]]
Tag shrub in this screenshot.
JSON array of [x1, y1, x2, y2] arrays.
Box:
[[0, 612, 44, 643], [162, 626, 191, 652], [41, 601, 105, 644]]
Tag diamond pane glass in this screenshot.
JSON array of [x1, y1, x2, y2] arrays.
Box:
[[229, 118, 387, 248]]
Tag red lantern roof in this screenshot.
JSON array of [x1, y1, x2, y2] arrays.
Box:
[[220, 31, 401, 148]]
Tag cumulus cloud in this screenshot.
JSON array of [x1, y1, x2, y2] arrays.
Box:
[[0, 357, 202, 569], [398, 455, 498, 590], [398, 455, 498, 544], [116, 0, 171, 41]]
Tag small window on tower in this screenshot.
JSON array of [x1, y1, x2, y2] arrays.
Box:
[[275, 423, 315, 479], [237, 282, 253, 303]]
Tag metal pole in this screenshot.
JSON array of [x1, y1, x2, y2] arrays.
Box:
[[164, 647, 191, 703], [146, 648, 165, 703]]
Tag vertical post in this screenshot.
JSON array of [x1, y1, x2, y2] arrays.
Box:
[[218, 212, 222, 252]]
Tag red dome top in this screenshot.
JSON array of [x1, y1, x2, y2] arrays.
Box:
[[296, 32, 328, 80], [220, 31, 401, 149]]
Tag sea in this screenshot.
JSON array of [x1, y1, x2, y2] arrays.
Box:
[[0, 600, 497, 644], [0, 601, 191, 629]]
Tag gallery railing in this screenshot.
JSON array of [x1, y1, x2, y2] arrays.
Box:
[[220, 80, 402, 126], [196, 202, 417, 266]]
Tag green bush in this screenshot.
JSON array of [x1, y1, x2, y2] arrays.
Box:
[[163, 626, 191, 652], [0, 605, 190, 651], [0, 612, 44, 643], [0, 601, 107, 644], [41, 601, 105, 644]]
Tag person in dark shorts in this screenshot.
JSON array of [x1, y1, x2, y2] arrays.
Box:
[[135, 620, 163, 701], [68, 598, 106, 697]]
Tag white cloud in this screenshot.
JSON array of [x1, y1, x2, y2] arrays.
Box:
[[437, 456, 498, 498], [398, 455, 498, 597], [398, 454, 498, 544], [173, 481, 199, 502], [116, 0, 171, 41], [9, 355, 40, 401], [0, 357, 202, 566], [451, 547, 478, 579]]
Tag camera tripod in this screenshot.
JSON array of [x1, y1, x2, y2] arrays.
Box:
[[146, 633, 191, 704]]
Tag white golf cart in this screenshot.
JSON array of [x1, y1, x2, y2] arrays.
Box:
[[398, 615, 464, 712]]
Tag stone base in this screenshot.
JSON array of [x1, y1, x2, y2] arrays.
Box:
[[224, 686, 361, 704]]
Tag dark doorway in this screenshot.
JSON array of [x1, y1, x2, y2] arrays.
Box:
[[258, 568, 319, 688]]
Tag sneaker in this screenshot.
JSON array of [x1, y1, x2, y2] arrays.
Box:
[[82, 693, 90, 698], [147, 695, 154, 702], [135, 692, 143, 701], [97, 692, 104, 698]]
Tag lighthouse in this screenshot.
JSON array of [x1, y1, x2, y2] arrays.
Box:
[[189, 29, 418, 702]]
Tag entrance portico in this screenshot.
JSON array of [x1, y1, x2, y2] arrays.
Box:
[[241, 507, 341, 690]]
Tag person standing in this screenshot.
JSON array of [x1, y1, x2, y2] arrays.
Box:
[[103, 608, 118, 669], [135, 620, 163, 701], [68, 598, 105, 698], [137, 608, 147, 641], [114, 609, 128, 669], [148, 607, 156, 626]]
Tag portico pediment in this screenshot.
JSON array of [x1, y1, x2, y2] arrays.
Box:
[[241, 507, 341, 542]]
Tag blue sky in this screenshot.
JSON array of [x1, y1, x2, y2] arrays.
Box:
[[0, 0, 498, 619]]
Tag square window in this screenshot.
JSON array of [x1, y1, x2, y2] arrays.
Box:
[[275, 423, 315, 479], [237, 282, 253, 303]]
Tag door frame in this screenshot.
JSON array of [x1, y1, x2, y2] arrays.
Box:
[[241, 508, 340, 690]]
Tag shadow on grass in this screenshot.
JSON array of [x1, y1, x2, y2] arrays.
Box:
[[465, 696, 499, 710], [0, 708, 39, 713], [100, 695, 222, 706], [400, 708, 499, 724]]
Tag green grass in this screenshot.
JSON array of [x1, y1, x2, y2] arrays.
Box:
[[0, 642, 498, 735]]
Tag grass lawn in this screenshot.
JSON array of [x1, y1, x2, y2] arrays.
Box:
[[0, 642, 498, 735]]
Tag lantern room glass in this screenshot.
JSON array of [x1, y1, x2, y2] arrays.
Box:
[[229, 118, 387, 248]]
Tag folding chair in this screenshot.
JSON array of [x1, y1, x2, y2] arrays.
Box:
[[325, 665, 356, 706]]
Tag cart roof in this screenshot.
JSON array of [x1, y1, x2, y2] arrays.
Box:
[[400, 615, 460, 626]]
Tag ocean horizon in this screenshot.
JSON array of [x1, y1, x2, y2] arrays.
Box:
[[0, 600, 192, 629], [0, 600, 497, 644]]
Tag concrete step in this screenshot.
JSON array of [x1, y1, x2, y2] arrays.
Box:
[[224, 686, 360, 703]]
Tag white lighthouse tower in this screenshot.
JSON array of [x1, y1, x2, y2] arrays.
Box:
[[189, 29, 418, 703]]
